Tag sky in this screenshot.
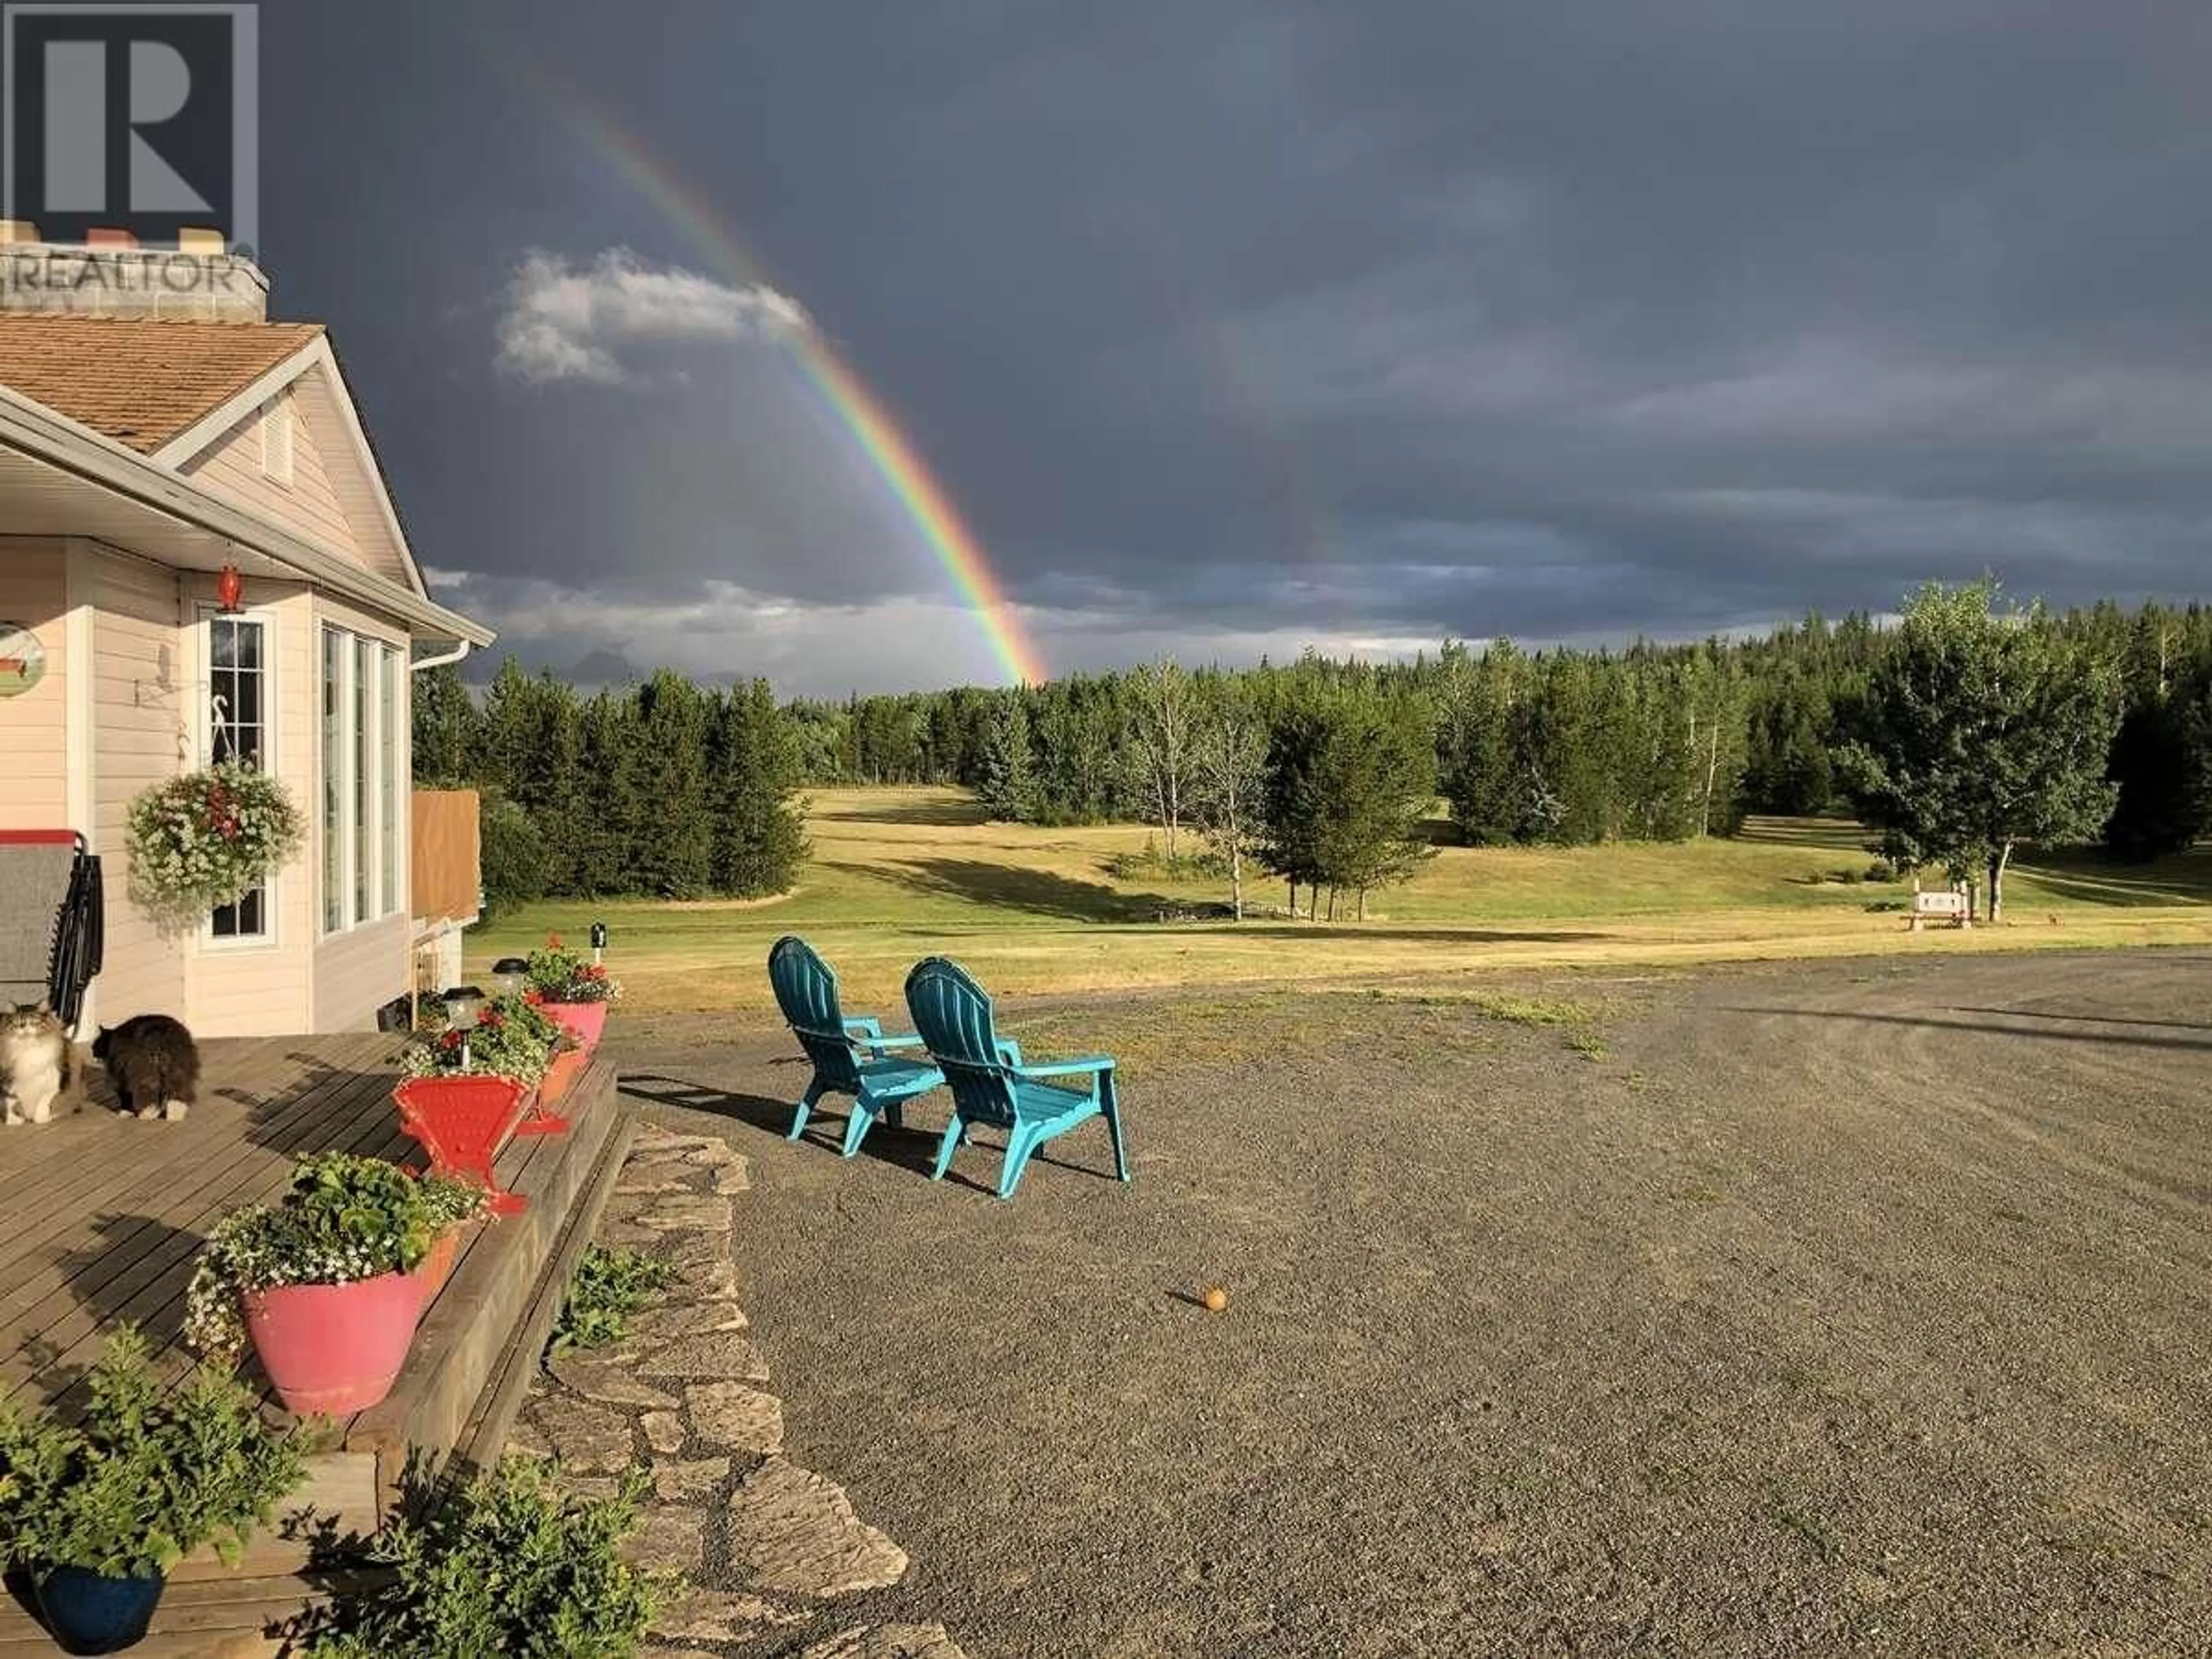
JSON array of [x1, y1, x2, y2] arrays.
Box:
[[260, 1, 2212, 696]]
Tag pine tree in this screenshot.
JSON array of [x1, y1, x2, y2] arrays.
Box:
[[619, 672, 714, 897], [709, 679, 811, 895], [976, 694, 1040, 823], [410, 662, 478, 789]]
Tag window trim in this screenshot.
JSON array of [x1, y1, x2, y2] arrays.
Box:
[[195, 602, 279, 952]]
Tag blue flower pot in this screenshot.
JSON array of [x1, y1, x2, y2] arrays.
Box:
[[33, 1566, 166, 1654]]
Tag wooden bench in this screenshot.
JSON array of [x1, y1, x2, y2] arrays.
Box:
[[1907, 888, 1972, 931]]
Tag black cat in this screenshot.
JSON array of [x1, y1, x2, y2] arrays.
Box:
[[92, 1014, 200, 1121]]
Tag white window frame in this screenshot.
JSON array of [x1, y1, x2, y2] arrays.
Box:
[[196, 602, 279, 950], [319, 624, 408, 937]]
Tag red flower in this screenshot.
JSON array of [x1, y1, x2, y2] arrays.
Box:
[[546, 933, 563, 949], [440, 1030, 464, 1051], [586, 965, 607, 979], [524, 988, 545, 1006]]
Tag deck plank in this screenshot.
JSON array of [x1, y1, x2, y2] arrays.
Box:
[[0, 1032, 630, 1654]]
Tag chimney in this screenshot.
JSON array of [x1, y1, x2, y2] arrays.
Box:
[[0, 226, 268, 321]]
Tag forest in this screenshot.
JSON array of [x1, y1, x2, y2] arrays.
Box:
[[416, 586, 2212, 916]]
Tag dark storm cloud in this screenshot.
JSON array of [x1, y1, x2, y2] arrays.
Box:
[[264, 1, 2212, 691]]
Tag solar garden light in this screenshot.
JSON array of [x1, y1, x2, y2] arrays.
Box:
[[441, 985, 485, 1069], [488, 957, 529, 1001], [590, 921, 608, 966]]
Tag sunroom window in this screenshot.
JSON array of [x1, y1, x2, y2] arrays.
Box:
[[320, 626, 407, 934]]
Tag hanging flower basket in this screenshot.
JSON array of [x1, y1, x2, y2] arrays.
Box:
[[124, 763, 302, 921]]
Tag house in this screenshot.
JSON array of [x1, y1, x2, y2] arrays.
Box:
[[0, 240, 493, 1037]]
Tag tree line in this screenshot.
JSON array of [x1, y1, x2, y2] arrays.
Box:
[[423, 586, 2212, 916], [414, 662, 808, 909]]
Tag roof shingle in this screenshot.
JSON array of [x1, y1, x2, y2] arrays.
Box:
[[0, 315, 324, 453]]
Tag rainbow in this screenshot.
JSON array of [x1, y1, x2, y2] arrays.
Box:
[[526, 78, 1047, 686]]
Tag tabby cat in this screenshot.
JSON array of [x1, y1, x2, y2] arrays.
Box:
[[92, 1014, 200, 1121]]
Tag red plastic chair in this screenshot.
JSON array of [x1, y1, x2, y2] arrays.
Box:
[[393, 1075, 533, 1215]]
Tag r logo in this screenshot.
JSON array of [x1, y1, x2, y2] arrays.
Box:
[[2, 3, 256, 251]]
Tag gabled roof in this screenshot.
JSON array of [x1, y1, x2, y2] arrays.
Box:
[[0, 315, 324, 452]]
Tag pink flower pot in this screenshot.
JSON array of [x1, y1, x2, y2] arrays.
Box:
[[540, 1001, 607, 1054], [243, 1269, 422, 1415], [407, 1225, 467, 1311]]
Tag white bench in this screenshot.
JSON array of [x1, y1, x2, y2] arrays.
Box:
[[1907, 888, 1971, 931]]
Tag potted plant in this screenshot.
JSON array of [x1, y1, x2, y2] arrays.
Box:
[[524, 934, 620, 1055], [401, 994, 562, 1091], [0, 1327, 304, 1654], [407, 1173, 495, 1309], [184, 1152, 440, 1415], [123, 762, 304, 927], [403, 992, 577, 1124]]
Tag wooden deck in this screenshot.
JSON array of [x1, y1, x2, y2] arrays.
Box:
[[0, 1033, 631, 1654]]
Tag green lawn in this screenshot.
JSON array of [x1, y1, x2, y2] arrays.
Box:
[[470, 786, 2212, 1013]]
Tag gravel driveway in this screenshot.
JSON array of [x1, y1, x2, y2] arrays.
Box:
[[611, 950, 2212, 1657]]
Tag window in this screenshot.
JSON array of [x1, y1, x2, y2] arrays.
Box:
[[321, 628, 343, 932], [320, 625, 407, 934], [260, 398, 294, 486], [204, 611, 271, 942], [381, 646, 402, 916]]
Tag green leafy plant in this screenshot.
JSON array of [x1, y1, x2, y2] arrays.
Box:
[[550, 1244, 676, 1354], [525, 935, 621, 1005], [125, 762, 304, 918], [302, 1457, 665, 1658], [185, 1153, 443, 1359], [0, 1328, 304, 1578], [400, 994, 566, 1085]]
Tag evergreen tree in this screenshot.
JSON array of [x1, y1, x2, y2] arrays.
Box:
[[975, 694, 1040, 823], [410, 662, 477, 789], [709, 679, 811, 895], [2104, 688, 2211, 861], [619, 672, 714, 897]]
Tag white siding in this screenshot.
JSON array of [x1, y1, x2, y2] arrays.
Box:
[[178, 384, 357, 559], [83, 545, 187, 1025], [0, 538, 69, 831], [174, 366, 419, 593]]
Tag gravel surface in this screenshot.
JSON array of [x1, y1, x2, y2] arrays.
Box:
[[610, 951, 2212, 1657]]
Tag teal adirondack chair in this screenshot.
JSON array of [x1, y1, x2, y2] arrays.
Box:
[[903, 956, 1128, 1199], [768, 935, 943, 1158]]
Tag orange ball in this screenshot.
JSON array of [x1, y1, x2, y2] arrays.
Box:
[[1203, 1286, 1228, 1313]]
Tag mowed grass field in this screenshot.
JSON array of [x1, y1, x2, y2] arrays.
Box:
[[472, 786, 2212, 1013]]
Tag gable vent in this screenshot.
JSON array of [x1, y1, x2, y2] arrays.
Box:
[[260, 397, 294, 486]]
